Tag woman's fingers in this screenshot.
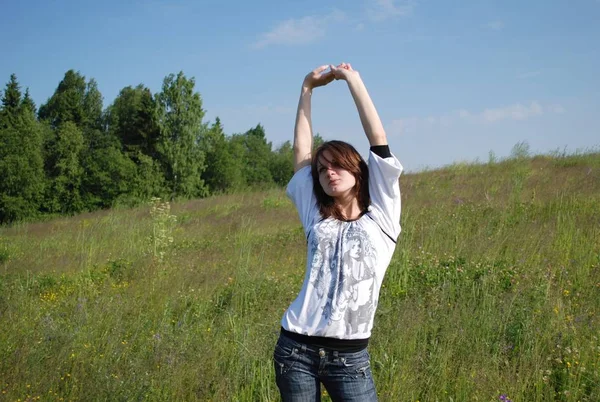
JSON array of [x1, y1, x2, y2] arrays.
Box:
[[306, 65, 335, 88], [329, 62, 357, 81], [313, 63, 353, 76], [314, 65, 330, 74], [330, 63, 348, 80]]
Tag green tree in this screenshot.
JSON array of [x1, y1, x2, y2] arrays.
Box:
[[265, 132, 324, 187], [83, 79, 103, 130], [38, 70, 90, 213], [125, 152, 168, 204], [80, 129, 137, 209], [155, 72, 208, 199], [80, 80, 135, 209], [38, 70, 88, 129], [269, 140, 294, 186], [237, 123, 273, 186], [106, 84, 160, 159], [22, 88, 36, 115], [44, 122, 85, 214], [202, 118, 245, 194], [39, 70, 138, 211], [78, 78, 142, 210], [0, 74, 22, 127], [0, 75, 45, 224], [104, 84, 166, 203]]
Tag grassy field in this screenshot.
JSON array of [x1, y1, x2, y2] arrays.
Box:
[[1, 152, 599, 401]]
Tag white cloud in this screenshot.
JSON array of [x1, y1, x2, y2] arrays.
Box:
[[481, 102, 543, 122], [367, 0, 415, 22], [486, 20, 504, 30], [252, 9, 346, 49], [458, 109, 471, 119], [391, 101, 564, 135], [253, 2, 414, 49]]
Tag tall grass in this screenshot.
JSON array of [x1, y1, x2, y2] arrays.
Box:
[[1, 154, 599, 401]]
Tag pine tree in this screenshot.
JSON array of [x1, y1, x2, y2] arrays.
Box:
[[0, 74, 22, 128], [22, 88, 36, 115], [0, 75, 45, 223]]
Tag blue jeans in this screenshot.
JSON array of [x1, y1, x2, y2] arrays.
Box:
[[273, 332, 378, 402]]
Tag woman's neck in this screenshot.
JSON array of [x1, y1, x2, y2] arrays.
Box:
[[335, 195, 362, 221]]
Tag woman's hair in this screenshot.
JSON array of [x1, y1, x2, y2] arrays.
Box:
[[311, 140, 370, 220]]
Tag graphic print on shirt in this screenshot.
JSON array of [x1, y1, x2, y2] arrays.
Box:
[[309, 221, 377, 335]]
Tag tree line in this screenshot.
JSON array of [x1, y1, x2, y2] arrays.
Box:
[[0, 71, 322, 225]]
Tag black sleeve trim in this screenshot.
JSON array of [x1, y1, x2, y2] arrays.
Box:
[[370, 145, 392, 158], [366, 213, 397, 244]]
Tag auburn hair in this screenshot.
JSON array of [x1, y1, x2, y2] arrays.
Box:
[[311, 140, 370, 220]]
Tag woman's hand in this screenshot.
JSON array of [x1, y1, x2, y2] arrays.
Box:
[[303, 65, 335, 90], [330, 62, 360, 82]]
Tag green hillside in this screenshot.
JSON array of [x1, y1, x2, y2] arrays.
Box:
[[1, 152, 599, 401]]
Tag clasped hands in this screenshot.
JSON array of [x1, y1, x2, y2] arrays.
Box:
[[303, 63, 358, 90]]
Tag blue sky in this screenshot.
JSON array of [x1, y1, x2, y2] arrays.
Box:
[[2, 0, 599, 171]]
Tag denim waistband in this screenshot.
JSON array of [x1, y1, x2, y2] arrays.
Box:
[[279, 327, 369, 354]]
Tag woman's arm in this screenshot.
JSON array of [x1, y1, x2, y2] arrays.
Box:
[[293, 65, 334, 172], [330, 63, 387, 147]]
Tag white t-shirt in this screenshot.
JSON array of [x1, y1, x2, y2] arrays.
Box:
[[282, 150, 403, 340]]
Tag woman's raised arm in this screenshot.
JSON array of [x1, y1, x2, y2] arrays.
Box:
[[330, 63, 387, 147], [293, 65, 334, 172]]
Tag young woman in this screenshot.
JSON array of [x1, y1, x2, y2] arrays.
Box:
[[273, 63, 403, 401]]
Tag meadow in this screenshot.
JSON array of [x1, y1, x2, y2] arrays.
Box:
[[1, 151, 599, 401]]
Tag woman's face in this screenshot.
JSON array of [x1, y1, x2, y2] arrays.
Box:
[[317, 150, 357, 199]]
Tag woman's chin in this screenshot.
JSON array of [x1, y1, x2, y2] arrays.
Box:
[[326, 189, 343, 198], [326, 186, 349, 197]]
